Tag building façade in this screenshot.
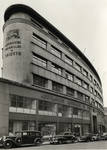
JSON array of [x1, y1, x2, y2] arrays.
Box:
[[0, 4, 105, 136]]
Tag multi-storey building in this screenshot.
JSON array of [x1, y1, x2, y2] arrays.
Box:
[[0, 4, 105, 136]]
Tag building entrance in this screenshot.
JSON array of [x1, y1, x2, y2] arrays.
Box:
[[93, 115, 97, 133]]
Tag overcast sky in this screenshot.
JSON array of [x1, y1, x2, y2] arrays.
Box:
[[0, 0, 107, 106]]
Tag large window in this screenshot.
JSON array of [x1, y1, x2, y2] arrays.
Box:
[[33, 74, 48, 88], [65, 55, 73, 66], [66, 71, 74, 81], [75, 77, 82, 86], [32, 52, 47, 68], [52, 81, 63, 93], [51, 45, 61, 58], [38, 101, 56, 116], [58, 104, 71, 118], [9, 95, 36, 114], [66, 87, 74, 97], [77, 91, 83, 101], [51, 63, 62, 75], [32, 33, 47, 49]]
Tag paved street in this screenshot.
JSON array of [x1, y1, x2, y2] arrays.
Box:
[[0, 141, 107, 150]]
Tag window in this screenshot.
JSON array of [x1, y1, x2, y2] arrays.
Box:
[[65, 55, 73, 66], [32, 53, 47, 68], [73, 108, 78, 115], [75, 63, 81, 72], [75, 77, 82, 86], [51, 63, 62, 75], [66, 71, 74, 81], [89, 75, 93, 81], [94, 79, 96, 85], [38, 101, 53, 111], [66, 87, 74, 97], [77, 91, 83, 100], [33, 74, 48, 88], [50, 45, 61, 58], [90, 87, 93, 93], [94, 90, 97, 96], [32, 33, 47, 49], [83, 82, 89, 89], [10, 95, 35, 109], [85, 95, 90, 104], [52, 81, 63, 93], [83, 69, 88, 77]]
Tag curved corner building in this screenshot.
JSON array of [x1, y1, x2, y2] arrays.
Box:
[[1, 4, 105, 136]]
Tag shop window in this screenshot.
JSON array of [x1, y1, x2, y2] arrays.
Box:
[[10, 94, 36, 114], [33, 74, 48, 88], [52, 81, 63, 93], [32, 52, 47, 68], [32, 33, 47, 49], [39, 101, 53, 111]]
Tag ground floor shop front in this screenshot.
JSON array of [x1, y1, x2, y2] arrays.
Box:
[[0, 79, 105, 136]]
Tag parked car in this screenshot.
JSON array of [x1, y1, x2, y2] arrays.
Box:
[[79, 133, 94, 142], [100, 132, 107, 140], [91, 134, 101, 141], [0, 130, 42, 149], [50, 132, 78, 144]]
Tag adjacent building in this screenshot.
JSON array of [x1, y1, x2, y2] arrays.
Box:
[[0, 4, 105, 136]]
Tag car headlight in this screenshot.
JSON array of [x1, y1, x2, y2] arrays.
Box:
[[3, 136, 6, 140], [0, 137, 2, 141]]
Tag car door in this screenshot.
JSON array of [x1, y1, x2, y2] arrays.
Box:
[[29, 132, 37, 143], [22, 132, 31, 144]]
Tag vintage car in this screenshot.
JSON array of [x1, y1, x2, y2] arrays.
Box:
[[100, 132, 107, 140], [50, 132, 78, 144], [79, 133, 94, 142], [0, 130, 42, 149]]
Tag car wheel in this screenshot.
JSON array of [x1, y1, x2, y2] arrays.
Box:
[[15, 137, 22, 145], [34, 139, 42, 146], [3, 140, 13, 149], [58, 140, 62, 144]]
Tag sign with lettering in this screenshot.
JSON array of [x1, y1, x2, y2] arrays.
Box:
[[4, 29, 22, 58]]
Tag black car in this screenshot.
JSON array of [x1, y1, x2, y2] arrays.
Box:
[[50, 132, 78, 144], [79, 133, 93, 142], [0, 130, 42, 149]]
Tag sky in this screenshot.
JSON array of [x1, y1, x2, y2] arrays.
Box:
[[0, 0, 107, 106]]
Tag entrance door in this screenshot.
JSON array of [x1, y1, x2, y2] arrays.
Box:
[[93, 116, 97, 133]]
